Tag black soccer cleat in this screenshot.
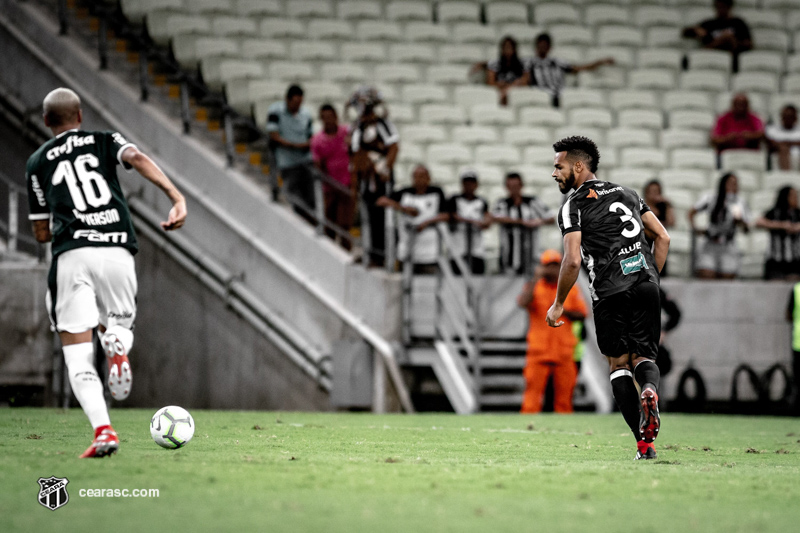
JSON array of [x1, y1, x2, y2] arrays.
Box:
[[640, 388, 660, 443], [634, 441, 657, 461]]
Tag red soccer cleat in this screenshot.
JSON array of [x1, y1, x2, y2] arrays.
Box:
[[634, 440, 657, 460], [640, 388, 660, 443], [103, 334, 132, 400], [80, 426, 119, 458]]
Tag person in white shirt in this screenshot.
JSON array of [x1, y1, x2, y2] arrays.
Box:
[[766, 105, 800, 171], [447, 171, 492, 274]]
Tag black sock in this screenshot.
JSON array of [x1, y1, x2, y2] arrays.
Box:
[[635, 360, 660, 393], [611, 370, 641, 441]]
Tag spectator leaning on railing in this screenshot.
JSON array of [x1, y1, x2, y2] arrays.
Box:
[[710, 93, 764, 154], [756, 186, 800, 281], [447, 171, 492, 275]]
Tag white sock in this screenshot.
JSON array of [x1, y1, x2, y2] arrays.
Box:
[[63, 342, 110, 429]]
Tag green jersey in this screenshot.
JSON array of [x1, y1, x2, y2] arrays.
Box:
[[26, 129, 138, 258]]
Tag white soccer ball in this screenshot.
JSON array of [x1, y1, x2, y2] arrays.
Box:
[[150, 406, 195, 449]]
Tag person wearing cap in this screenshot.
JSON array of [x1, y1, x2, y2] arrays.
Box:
[[516, 249, 588, 413], [446, 171, 492, 274]]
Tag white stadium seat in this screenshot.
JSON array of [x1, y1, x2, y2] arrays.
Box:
[[467, 165, 505, 186], [559, 88, 607, 110], [290, 41, 338, 62], [239, 39, 287, 60], [548, 25, 594, 47], [534, 4, 580, 26], [356, 21, 403, 41], [286, 0, 332, 19], [737, 9, 783, 30], [606, 127, 657, 148], [427, 143, 473, 164], [475, 145, 522, 166], [669, 110, 716, 131], [172, 36, 238, 70], [387, 103, 416, 124], [269, 61, 314, 81], [418, 104, 467, 125], [687, 49, 732, 72], [454, 86, 498, 107], [402, 84, 448, 105], [211, 16, 257, 37], [609, 168, 659, 189], [646, 26, 683, 48], [485, 2, 529, 25], [629, 69, 676, 90], [503, 126, 551, 147], [506, 88, 552, 108], [577, 67, 627, 90], [426, 64, 468, 85], [620, 148, 667, 169], [520, 107, 566, 128], [763, 171, 800, 191], [585, 5, 631, 27], [390, 43, 437, 64], [597, 26, 644, 47], [732, 72, 780, 95], [438, 44, 486, 64], [437, 1, 481, 23], [450, 23, 498, 45], [752, 29, 790, 52], [405, 22, 451, 43], [637, 49, 683, 70], [320, 63, 368, 83], [470, 104, 516, 126], [386, 1, 431, 22], [340, 42, 387, 63], [306, 19, 353, 40], [235, 0, 282, 17], [635, 7, 682, 28], [670, 148, 717, 170], [147, 13, 210, 47], [524, 146, 559, 166], [658, 169, 710, 191], [555, 126, 605, 147], [608, 90, 658, 111], [226, 78, 283, 116], [680, 71, 729, 92], [302, 82, 345, 104], [738, 51, 785, 74], [720, 150, 767, 172], [401, 125, 448, 144], [337, 1, 382, 20], [193, 0, 234, 15], [374, 64, 421, 84], [202, 58, 263, 91], [788, 54, 800, 73], [660, 129, 710, 151], [498, 23, 543, 44], [451, 125, 500, 145], [397, 143, 425, 164], [617, 109, 664, 130], [568, 108, 614, 128], [586, 46, 635, 68], [762, 0, 800, 8], [260, 18, 306, 39], [662, 91, 713, 112], [782, 74, 800, 93]]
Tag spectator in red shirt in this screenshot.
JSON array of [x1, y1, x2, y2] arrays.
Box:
[[710, 93, 764, 153], [311, 104, 353, 248]]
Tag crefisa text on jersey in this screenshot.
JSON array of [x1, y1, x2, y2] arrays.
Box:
[[45, 134, 95, 161], [618, 241, 642, 256]]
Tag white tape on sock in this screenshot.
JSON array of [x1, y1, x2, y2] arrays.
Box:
[[609, 369, 633, 381]]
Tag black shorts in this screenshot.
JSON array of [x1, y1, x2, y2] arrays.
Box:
[[594, 282, 661, 361]]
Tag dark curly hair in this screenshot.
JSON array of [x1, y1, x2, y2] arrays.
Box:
[[552, 136, 601, 173]]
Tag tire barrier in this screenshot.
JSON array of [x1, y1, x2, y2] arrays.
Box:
[[730, 364, 762, 405], [674, 367, 707, 412]]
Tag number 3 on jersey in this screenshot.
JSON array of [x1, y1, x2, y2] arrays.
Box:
[[52, 154, 112, 211], [609, 201, 641, 238]]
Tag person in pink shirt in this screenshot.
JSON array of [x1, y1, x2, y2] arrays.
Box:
[[311, 104, 353, 248], [710, 93, 764, 153]]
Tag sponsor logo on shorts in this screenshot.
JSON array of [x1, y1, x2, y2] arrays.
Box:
[[46, 135, 95, 161], [108, 311, 133, 319], [73, 229, 128, 243], [620, 252, 649, 275]]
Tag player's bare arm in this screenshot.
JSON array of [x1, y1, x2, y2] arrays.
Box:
[[546, 231, 582, 327], [31, 219, 51, 243], [641, 211, 670, 274], [121, 146, 187, 231]]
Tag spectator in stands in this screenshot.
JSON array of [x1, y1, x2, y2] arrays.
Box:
[[350, 89, 400, 267], [516, 250, 588, 414], [766, 105, 800, 171], [311, 104, 353, 249], [657, 287, 682, 381], [484, 36, 530, 107], [682, 0, 752, 69], [492, 172, 555, 275], [376, 165, 448, 274], [710, 93, 764, 155], [526, 33, 615, 108], [689, 172, 751, 279], [267, 85, 315, 217], [756, 186, 800, 280], [643, 180, 675, 276], [447, 171, 492, 274]]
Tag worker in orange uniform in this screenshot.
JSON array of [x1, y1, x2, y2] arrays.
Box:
[[517, 249, 588, 413]]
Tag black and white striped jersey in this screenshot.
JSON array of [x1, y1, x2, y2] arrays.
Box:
[[525, 56, 573, 96], [557, 179, 659, 303]]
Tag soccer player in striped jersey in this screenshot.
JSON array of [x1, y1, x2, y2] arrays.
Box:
[[545, 136, 670, 460]]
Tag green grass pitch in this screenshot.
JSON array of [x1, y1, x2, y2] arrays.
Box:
[[1, 408, 799, 533]]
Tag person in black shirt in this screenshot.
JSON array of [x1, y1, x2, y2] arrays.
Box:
[[486, 36, 529, 106], [447, 171, 491, 274], [643, 180, 675, 276], [546, 136, 671, 460], [756, 186, 800, 280], [682, 0, 752, 70]]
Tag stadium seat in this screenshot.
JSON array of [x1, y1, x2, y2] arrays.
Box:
[[192, 0, 234, 15], [635, 6, 682, 28], [503, 126, 551, 147], [585, 5, 631, 27], [783, 74, 800, 93], [637, 48, 683, 71], [737, 51, 785, 74], [550, 46, 586, 66], [669, 109, 716, 130], [719, 150, 767, 173], [670, 148, 717, 170], [401, 124, 448, 145], [687, 50, 732, 72], [519, 107, 566, 128], [438, 44, 486, 64], [302, 82, 345, 105], [374, 64, 421, 83], [646, 26, 684, 48], [769, 93, 800, 118], [226, 78, 284, 116], [427, 143, 473, 165], [260, 18, 306, 39], [451, 24, 498, 45], [534, 4, 580, 26], [437, 1, 481, 23], [269, 61, 314, 82], [608, 168, 659, 190], [405, 22, 451, 43], [715, 91, 767, 117], [507, 88, 552, 108], [475, 145, 522, 166], [658, 169, 710, 191], [387, 103, 416, 124], [356, 21, 403, 41], [586, 46, 635, 68], [732, 72, 780, 95], [577, 67, 627, 90], [320, 63, 368, 83], [680, 71, 729, 92], [682, 7, 714, 27], [467, 164, 505, 186], [518, 165, 558, 187], [568, 108, 614, 128], [235, 0, 282, 17], [398, 143, 425, 164], [454, 86, 498, 108], [425, 64, 468, 85], [605, 127, 657, 148], [787, 54, 800, 74], [721, 169, 760, 191], [402, 84, 449, 105], [660, 129, 710, 151], [662, 91, 713, 112], [471, 104, 516, 126], [172, 36, 238, 70], [752, 29, 791, 52], [286, 0, 333, 19], [789, 11, 800, 31], [147, 13, 210, 47], [386, 1, 432, 22], [620, 148, 667, 169], [597, 26, 644, 47], [306, 19, 354, 40], [290, 41, 339, 62], [451, 125, 500, 145], [737, 9, 783, 30], [337, 1, 382, 20], [548, 25, 594, 47], [239, 39, 287, 61], [618, 109, 663, 130], [559, 88, 608, 110], [608, 90, 658, 111], [390, 43, 437, 64], [762, 0, 800, 8], [485, 2, 529, 25], [554, 126, 605, 147], [498, 23, 543, 44], [340, 42, 387, 63], [763, 170, 800, 191], [628, 69, 677, 90], [121, 0, 182, 25], [212, 16, 257, 37], [524, 146, 559, 166], [203, 58, 263, 92], [418, 104, 467, 125]]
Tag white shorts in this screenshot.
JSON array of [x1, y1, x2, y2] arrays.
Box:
[[46, 247, 137, 334], [696, 239, 740, 275]]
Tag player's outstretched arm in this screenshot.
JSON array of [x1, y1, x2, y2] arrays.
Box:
[[546, 231, 582, 327], [121, 147, 187, 231], [642, 211, 670, 273]]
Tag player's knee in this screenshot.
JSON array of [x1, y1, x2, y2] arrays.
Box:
[[103, 325, 134, 355]]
